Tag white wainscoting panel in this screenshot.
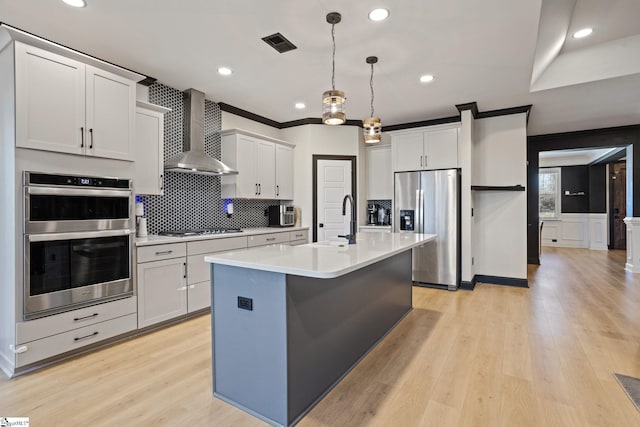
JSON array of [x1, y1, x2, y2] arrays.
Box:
[[589, 214, 608, 250], [541, 213, 607, 250]]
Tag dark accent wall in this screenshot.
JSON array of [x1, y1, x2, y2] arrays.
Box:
[[589, 164, 606, 213], [560, 166, 589, 213]]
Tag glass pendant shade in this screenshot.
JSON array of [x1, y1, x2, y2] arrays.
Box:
[[363, 116, 382, 143], [322, 90, 346, 125]]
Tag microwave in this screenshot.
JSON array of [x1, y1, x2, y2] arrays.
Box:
[[268, 205, 294, 227]]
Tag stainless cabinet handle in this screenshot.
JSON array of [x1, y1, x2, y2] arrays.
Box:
[[74, 313, 99, 322], [183, 262, 187, 279], [295, 234, 303, 238], [420, 155, 423, 167], [74, 331, 99, 342], [276, 185, 279, 196], [80, 127, 84, 148], [160, 174, 164, 190], [258, 183, 261, 195], [155, 250, 173, 256], [89, 128, 94, 149], [424, 155, 427, 168], [266, 237, 276, 241], [256, 183, 258, 195]]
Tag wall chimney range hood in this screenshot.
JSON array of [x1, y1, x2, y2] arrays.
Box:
[[164, 89, 238, 176]]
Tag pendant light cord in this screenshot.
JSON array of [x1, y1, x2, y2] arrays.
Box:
[[331, 24, 336, 90], [370, 63, 375, 117]]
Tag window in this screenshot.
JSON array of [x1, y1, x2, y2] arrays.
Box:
[[539, 168, 560, 219]]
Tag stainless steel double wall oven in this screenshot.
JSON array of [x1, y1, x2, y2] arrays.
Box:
[[23, 172, 134, 320]]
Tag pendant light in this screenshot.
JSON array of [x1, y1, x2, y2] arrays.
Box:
[[322, 12, 346, 125], [363, 56, 381, 144]]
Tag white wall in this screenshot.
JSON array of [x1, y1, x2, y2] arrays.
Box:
[[221, 111, 282, 140], [0, 41, 16, 375], [459, 110, 474, 282], [281, 124, 361, 236], [472, 113, 528, 280]]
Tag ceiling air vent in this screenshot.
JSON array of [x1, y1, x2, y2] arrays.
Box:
[[261, 32, 297, 53]]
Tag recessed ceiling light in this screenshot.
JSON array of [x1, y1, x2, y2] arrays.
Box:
[[62, 0, 86, 7], [368, 8, 390, 22], [217, 67, 232, 76], [295, 102, 306, 109], [419, 74, 434, 83], [573, 28, 593, 39]]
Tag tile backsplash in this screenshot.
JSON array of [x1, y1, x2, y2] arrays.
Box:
[[139, 83, 280, 234]]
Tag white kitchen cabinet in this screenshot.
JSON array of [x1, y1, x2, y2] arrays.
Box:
[[15, 42, 136, 161], [221, 129, 294, 200], [366, 145, 392, 200], [135, 101, 171, 195], [136, 250, 187, 328], [275, 144, 294, 200], [391, 125, 459, 172]]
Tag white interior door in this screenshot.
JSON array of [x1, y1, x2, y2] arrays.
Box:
[[317, 159, 352, 242]]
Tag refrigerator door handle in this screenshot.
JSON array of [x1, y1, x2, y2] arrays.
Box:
[[419, 189, 424, 233], [416, 189, 421, 233]]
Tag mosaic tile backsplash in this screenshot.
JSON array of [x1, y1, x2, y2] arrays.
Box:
[[367, 199, 393, 225], [139, 83, 281, 234]]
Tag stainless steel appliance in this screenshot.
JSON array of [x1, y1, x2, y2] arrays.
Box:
[[23, 172, 134, 319], [158, 228, 243, 237], [367, 204, 377, 225], [394, 169, 460, 290], [268, 205, 294, 227]]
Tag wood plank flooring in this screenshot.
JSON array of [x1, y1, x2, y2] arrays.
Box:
[[2, 247, 640, 426]]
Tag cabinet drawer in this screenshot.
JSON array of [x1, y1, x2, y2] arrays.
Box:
[[289, 239, 308, 246], [137, 242, 186, 263], [187, 236, 247, 256], [16, 297, 136, 344], [247, 232, 289, 247], [289, 229, 308, 242], [16, 313, 137, 367]]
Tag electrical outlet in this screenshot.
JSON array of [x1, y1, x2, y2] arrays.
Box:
[[237, 296, 253, 311]]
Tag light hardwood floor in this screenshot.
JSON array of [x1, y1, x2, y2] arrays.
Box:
[[2, 247, 640, 426]]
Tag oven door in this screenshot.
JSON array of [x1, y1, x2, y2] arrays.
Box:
[[24, 229, 134, 319], [24, 186, 132, 234]]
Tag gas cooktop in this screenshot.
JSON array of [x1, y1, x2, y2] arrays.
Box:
[[158, 228, 243, 237]]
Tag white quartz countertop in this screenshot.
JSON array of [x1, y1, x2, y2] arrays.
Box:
[[135, 226, 309, 246], [205, 232, 435, 279]]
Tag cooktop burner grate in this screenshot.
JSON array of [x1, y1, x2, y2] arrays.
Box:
[[158, 228, 243, 237]]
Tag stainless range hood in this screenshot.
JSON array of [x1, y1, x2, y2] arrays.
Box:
[[164, 89, 238, 176]]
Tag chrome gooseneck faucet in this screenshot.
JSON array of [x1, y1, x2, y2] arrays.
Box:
[[338, 194, 356, 244]]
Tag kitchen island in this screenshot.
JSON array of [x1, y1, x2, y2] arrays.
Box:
[[205, 232, 435, 426]]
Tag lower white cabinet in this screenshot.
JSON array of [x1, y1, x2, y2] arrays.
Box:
[[16, 314, 137, 367], [187, 282, 211, 313], [14, 297, 137, 367], [137, 255, 187, 328]]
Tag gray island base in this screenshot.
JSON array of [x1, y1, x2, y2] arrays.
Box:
[[206, 232, 435, 426]]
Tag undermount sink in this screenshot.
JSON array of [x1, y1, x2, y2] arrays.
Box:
[[308, 240, 348, 248]]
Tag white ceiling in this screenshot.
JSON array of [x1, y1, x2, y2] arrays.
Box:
[[1, 0, 639, 136], [539, 147, 618, 167]]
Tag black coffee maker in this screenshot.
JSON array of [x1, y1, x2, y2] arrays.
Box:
[[367, 204, 377, 225]]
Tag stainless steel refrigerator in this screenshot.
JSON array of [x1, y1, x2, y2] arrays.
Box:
[[394, 169, 460, 290]]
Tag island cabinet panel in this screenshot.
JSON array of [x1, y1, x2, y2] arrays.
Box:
[[211, 250, 412, 426]]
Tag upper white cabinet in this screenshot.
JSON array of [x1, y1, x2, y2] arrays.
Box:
[[391, 125, 459, 172], [275, 145, 294, 199], [366, 145, 392, 200], [15, 42, 136, 161], [135, 101, 171, 195], [220, 129, 294, 200]]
